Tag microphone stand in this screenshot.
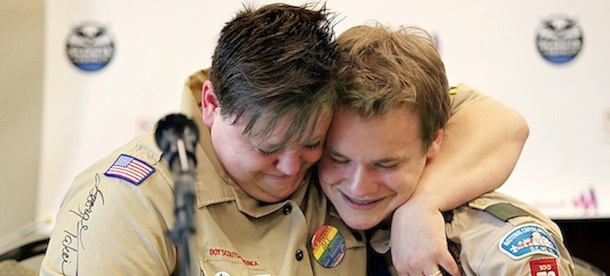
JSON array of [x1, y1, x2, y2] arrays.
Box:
[[155, 114, 200, 276]]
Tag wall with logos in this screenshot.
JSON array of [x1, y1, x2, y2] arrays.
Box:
[[38, 0, 609, 225]]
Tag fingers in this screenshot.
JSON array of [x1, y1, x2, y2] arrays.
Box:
[[394, 257, 452, 276], [438, 250, 460, 276]]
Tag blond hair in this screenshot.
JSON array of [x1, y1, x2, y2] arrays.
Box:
[[335, 24, 450, 147]]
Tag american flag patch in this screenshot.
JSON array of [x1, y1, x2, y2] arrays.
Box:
[[104, 154, 155, 185]]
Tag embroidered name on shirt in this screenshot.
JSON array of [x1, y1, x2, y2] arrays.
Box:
[[208, 248, 259, 266], [499, 223, 560, 260], [104, 154, 155, 185], [61, 175, 105, 275]]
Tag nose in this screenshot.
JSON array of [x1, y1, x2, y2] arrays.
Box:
[[275, 150, 301, 176], [347, 166, 378, 197]]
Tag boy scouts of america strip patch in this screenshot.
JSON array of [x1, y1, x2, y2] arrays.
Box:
[[104, 154, 155, 185], [499, 223, 560, 260]]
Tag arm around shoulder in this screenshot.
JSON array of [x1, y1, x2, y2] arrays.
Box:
[[389, 87, 529, 275], [414, 89, 530, 211]]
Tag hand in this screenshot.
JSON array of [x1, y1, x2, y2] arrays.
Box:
[[390, 197, 459, 276]]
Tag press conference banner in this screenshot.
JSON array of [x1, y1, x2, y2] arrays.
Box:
[[39, 0, 610, 225]]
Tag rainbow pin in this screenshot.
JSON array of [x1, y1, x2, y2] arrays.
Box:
[[311, 225, 346, 268]]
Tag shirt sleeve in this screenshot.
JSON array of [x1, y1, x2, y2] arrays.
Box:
[[475, 222, 574, 275], [449, 83, 489, 116], [40, 136, 177, 276], [450, 192, 575, 276]]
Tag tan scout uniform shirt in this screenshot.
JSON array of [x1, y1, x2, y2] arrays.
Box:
[[41, 69, 367, 275], [448, 192, 574, 275], [448, 83, 487, 115], [372, 192, 574, 276]]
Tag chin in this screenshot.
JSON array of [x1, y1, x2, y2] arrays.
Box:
[[267, 190, 297, 203], [342, 215, 377, 231]]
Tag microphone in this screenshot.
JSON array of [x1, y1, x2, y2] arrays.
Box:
[[155, 113, 199, 173], [154, 113, 199, 276]]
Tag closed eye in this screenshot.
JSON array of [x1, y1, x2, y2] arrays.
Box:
[[304, 141, 321, 150], [324, 152, 349, 165], [375, 163, 398, 170], [258, 141, 321, 156], [257, 148, 278, 156]]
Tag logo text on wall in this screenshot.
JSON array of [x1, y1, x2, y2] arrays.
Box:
[[66, 22, 115, 72], [535, 15, 583, 65]]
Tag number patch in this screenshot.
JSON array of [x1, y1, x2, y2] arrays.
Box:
[[530, 258, 559, 276]]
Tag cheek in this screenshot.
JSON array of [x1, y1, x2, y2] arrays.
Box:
[[219, 137, 267, 172], [386, 165, 425, 196], [318, 158, 344, 185], [303, 148, 324, 164], [240, 151, 275, 171], [226, 153, 275, 184]]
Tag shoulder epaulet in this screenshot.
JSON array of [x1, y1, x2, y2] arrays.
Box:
[[484, 202, 530, 222]]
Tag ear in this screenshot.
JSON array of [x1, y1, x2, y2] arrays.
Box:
[[202, 80, 219, 126], [426, 128, 444, 159]]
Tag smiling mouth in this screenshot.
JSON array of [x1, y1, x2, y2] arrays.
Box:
[[342, 193, 383, 208]]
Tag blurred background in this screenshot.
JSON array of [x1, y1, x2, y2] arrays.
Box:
[[1, 0, 608, 273]]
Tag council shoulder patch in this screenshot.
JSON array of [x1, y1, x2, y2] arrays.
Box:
[[499, 223, 560, 260], [104, 154, 155, 185]]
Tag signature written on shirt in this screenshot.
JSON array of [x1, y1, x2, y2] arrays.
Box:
[[60, 174, 105, 275]]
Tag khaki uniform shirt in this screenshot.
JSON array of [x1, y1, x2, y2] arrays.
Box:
[[41, 69, 367, 275], [448, 83, 488, 115], [449, 192, 574, 275], [371, 192, 575, 275]]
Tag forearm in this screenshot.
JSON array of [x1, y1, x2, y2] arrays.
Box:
[[412, 97, 529, 211]]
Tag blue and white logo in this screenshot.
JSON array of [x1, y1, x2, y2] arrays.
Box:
[[535, 15, 583, 65], [499, 223, 560, 260], [66, 22, 115, 72]]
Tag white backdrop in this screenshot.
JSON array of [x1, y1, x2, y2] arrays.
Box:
[[39, 0, 610, 224]]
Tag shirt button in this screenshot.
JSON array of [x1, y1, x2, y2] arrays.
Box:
[[282, 204, 293, 215], [295, 249, 304, 261], [473, 198, 487, 206]]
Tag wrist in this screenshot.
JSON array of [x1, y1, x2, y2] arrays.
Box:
[[396, 194, 442, 217]]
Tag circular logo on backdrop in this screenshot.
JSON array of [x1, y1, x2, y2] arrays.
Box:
[[535, 15, 583, 65], [66, 22, 115, 72]]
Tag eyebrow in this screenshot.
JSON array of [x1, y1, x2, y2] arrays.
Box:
[[325, 148, 402, 164]]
